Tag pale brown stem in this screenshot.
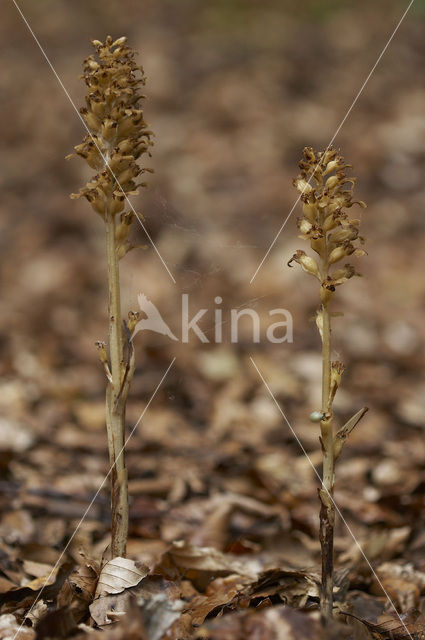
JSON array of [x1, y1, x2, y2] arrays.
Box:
[[319, 248, 335, 621], [105, 207, 128, 558], [321, 308, 331, 413], [320, 304, 335, 622]]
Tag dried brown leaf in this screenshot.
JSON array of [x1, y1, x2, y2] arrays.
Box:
[[244, 567, 321, 608], [198, 605, 330, 640], [95, 557, 147, 597], [21, 568, 59, 592], [90, 591, 130, 628], [57, 562, 99, 622], [188, 574, 242, 626], [160, 541, 260, 579], [22, 560, 54, 579], [344, 609, 425, 640]]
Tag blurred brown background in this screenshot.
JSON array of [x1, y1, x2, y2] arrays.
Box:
[[1, 0, 425, 571]]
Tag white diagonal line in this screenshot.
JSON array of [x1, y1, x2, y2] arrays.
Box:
[[250, 0, 415, 284], [11, 0, 176, 285], [12, 357, 176, 640], [250, 356, 413, 639]]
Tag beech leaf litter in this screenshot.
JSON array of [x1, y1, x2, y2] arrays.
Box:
[[2, 0, 425, 638]]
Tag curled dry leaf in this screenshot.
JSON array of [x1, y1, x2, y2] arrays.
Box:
[[22, 568, 59, 591], [23, 560, 55, 579], [70, 563, 99, 600], [95, 557, 148, 597], [188, 574, 242, 626], [57, 562, 99, 622], [160, 541, 260, 580], [244, 567, 321, 609], [344, 608, 425, 640]]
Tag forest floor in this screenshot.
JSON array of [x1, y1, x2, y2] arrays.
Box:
[[1, 1, 425, 638]]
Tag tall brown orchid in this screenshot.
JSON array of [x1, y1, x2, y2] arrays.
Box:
[[289, 146, 369, 620], [67, 36, 153, 557]]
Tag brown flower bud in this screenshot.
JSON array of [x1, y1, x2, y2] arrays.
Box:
[[298, 218, 313, 235], [303, 147, 316, 163], [322, 149, 337, 165], [325, 175, 339, 190], [101, 119, 118, 141], [323, 159, 339, 175], [354, 248, 367, 258], [288, 250, 319, 278], [117, 241, 132, 260], [328, 245, 347, 264], [112, 36, 127, 46], [68, 36, 154, 224], [110, 192, 126, 215], [294, 178, 313, 195], [329, 224, 359, 244], [115, 214, 133, 245], [322, 212, 342, 232], [291, 146, 367, 307], [302, 202, 318, 223], [81, 108, 101, 132], [331, 264, 358, 285], [310, 236, 325, 258]]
